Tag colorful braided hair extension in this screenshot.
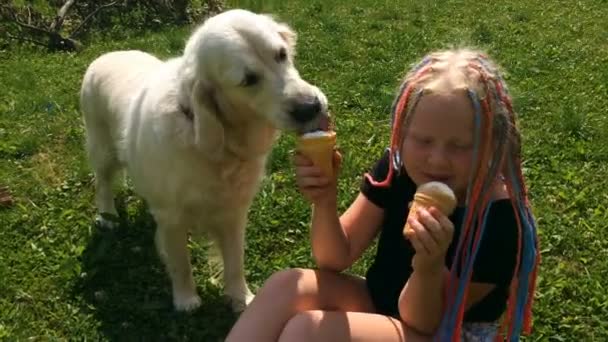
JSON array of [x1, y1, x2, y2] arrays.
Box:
[[364, 49, 540, 341]]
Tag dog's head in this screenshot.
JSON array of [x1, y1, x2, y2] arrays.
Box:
[[180, 9, 329, 143]]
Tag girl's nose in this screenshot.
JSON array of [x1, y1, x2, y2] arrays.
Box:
[[427, 146, 449, 168]]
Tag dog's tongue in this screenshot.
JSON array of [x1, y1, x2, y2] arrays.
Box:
[[299, 113, 331, 135]]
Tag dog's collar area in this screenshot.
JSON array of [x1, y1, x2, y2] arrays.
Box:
[[180, 103, 194, 121]]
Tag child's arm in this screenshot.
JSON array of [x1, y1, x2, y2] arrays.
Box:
[[294, 151, 382, 271], [399, 269, 495, 335], [310, 193, 383, 271], [398, 266, 448, 335], [398, 207, 496, 334], [398, 206, 451, 334]]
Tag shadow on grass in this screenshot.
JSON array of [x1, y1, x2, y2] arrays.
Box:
[[73, 197, 238, 341]]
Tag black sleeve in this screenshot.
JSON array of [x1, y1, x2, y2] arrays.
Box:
[[360, 149, 392, 209], [471, 200, 519, 286]]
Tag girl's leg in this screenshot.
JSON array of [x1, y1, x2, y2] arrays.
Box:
[[225, 268, 376, 342], [278, 310, 431, 342]]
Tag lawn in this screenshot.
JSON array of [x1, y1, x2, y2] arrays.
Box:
[[1, 0, 607, 340]]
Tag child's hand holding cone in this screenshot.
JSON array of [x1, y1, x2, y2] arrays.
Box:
[[294, 124, 340, 204], [403, 181, 457, 238], [296, 130, 337, 178]]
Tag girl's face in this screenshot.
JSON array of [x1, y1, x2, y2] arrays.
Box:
[[401, 91, 475, 204]]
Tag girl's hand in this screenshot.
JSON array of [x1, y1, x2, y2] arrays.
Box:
[[406, 207, 454, 274], [294, 150, 341, 205]]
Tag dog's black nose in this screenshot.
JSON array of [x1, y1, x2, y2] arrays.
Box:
[[290, 96, 322, 123]]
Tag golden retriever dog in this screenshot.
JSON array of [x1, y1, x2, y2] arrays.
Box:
[[80, 9, 328, 312]]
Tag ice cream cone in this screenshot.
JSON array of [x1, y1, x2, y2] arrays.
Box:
[[297, 130, 337, 178], [403, 181, 457, 237]]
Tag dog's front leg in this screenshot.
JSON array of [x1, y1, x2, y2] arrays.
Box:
[[215, 214, 255, 312], [154, 211, 201, 311]]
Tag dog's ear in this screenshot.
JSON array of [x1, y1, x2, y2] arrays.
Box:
[[260, 14, 297, 51], [277, 23, 297, 50], [191, 80, 225, 160]]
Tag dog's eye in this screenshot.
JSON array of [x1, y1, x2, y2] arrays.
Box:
[[241, 72, 260, 87], [276, 48, 287, 63]]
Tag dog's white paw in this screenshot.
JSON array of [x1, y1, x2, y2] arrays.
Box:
[[229, 291, 255, 313], [173, 293, 202, 312], [95, 214, 119, 230]]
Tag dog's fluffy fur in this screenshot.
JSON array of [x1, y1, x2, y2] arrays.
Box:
[[80, 9, 328, 312]]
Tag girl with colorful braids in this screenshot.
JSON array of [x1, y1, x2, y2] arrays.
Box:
[[226, 48, 540, 342]]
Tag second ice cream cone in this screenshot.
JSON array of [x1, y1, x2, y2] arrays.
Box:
[[297, 131, 336, 178], [403, 182, 457, 237]]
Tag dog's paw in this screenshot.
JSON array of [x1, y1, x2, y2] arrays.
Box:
[[229, 291, 255, 313], [94, 213, 120, 230], [173, 293, 202, 312]]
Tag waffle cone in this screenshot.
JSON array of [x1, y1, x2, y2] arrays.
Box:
[[297, 131, 336, 177], [403, 182, 457, 237]]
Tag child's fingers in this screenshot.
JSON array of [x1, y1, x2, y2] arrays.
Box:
[[295, 164, 331, 192], [416, 208, 445, 247], [428, 207, 455, 244], [296, 174, 330, 188], [298, 184, 335, 204], [408, 235, 428, 257], [407, 217, 439, 255], [332, 150, 342, 170], [295, 162, 323, 178], [293, 152, 313, 166]]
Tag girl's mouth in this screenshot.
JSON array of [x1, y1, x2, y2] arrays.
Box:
[[423, 173, 451, 184]]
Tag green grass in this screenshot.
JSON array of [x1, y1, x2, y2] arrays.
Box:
[[1, 0, 607, 340]]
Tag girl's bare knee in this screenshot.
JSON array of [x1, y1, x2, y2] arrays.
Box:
[[278, 310, 324, 342], [267, 267, 309, 283], [258, 268, 310, 293]]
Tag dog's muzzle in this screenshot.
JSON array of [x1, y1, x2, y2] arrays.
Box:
[[289, 96, 323, 124]]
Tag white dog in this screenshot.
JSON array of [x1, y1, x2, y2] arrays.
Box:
[[80, 9, 328, 312]]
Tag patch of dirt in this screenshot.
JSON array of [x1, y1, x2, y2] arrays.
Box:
[[0, 186, 14, 207]]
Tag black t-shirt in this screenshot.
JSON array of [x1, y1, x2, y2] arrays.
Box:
[[361, 150, 518, 322]]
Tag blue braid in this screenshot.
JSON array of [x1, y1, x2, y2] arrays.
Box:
[[506, 159, 538, 340], [438, 204, 494, 340]]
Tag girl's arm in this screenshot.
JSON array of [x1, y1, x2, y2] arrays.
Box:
[[398, 266, 448, 335], [311, 193, 383, 271], [294, 151, 383, 272], [400, 181, 510, 334], [399, 269, 495, 335], [398, 206, 498, 334]]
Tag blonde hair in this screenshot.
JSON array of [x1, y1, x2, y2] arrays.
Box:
[[366, 48, 539, 341]]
